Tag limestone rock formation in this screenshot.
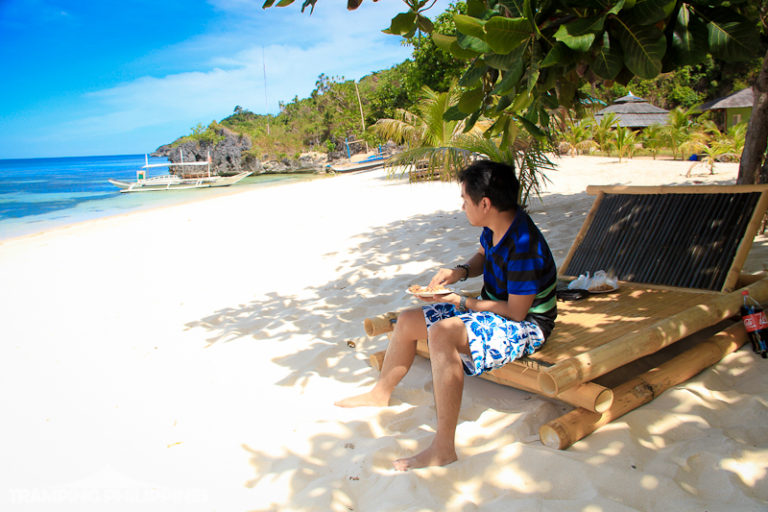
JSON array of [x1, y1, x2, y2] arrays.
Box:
[[155, 126, 329, 176]]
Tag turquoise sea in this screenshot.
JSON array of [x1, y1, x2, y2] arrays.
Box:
[[0, 154, 313, 241]]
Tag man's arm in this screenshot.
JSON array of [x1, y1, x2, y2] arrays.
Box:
[[424, 249, 534, 321], [429, 249, 485, 287]]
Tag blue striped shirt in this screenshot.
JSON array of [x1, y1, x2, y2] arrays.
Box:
[[480, 210, 557, 337]]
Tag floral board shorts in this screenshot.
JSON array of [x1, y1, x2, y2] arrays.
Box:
[[422, 302, 546, 376]]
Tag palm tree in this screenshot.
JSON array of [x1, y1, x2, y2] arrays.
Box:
[[452, 130, 556, 207], [591, 113, 618, 155], [558, 118, 597, 157], [663, 107, 695, 160], [369, 85, 554, 207], [723, 123, 747, 159], [613, 126, 638, 162], [683, 117, 735, 175], [641, 124, 665, 159], [699, 143, 730, 174], [369, 86, 487, 179]]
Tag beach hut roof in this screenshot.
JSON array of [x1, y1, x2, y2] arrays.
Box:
[[698, 88, 754, 111], [594, 92, 669, 127], [613, 92, 647, 104]]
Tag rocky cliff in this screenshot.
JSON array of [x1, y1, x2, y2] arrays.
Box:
[[153, 126, 329, 176]]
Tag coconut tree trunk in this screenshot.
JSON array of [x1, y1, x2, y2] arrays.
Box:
[[738, 48, 768, 184]]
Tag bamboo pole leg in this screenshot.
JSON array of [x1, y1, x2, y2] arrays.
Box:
[[484, 365, 614, 413], [363, 312, 398, 337], [539, 321, 748, 450]]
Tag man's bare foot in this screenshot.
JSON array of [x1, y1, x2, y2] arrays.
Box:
[[392, 444, 457, 471], [334, 390, 389, 408]]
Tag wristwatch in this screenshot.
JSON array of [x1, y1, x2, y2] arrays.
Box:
[[459, 295, 467, 311]]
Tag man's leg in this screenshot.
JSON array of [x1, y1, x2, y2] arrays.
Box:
[[393, 317, 470, 471], [335, 307, 428, 407]]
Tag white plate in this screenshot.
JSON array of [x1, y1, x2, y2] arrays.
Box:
[[406, 287, 452, 297], [588, 286, 619, 294]]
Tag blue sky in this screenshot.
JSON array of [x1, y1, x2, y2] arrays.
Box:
[[0, 0, 454, 159]]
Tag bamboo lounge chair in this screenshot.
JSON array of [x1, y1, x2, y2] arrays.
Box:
[[363, 184, 768, 449]]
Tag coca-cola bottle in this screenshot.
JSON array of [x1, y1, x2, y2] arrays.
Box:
[[740, 290, 768, 358]]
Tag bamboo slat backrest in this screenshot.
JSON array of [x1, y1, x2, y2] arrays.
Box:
[[560, 185, 768, 292]]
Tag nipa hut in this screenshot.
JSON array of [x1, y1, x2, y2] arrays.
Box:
[[697, 88, 753, 130], [593, 92, 669, 129]]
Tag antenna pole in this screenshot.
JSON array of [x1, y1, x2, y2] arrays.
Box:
[[263, 47, 270, 136], [354, 81, 368, 152]]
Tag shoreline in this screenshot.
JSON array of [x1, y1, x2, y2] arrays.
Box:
[[0, 172, 328, 247], [0, 153, 746, 247], [1, 155, 765, 511]]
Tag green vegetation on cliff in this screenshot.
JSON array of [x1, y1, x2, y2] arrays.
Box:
[[174, 0, 764, 176]]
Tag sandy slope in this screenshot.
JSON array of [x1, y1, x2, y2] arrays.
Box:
[[0, 156, 765, 511]]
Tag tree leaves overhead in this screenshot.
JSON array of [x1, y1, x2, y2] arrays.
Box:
[[432, 33, 480, 60], [484, 17, 532, 54], [553, 21, 597, 52], [264, 0, 764, 143], [593, 32, 624, 80], [624, 0, 676, 26], [670, 3, 708, 66], [703, 11, 761, 62], [458, 87, 484, 114], [613, 21, 666, 78], [385, 12, 418, 37]]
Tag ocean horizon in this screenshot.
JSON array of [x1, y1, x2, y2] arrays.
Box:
[[0, 153, 314, 241]]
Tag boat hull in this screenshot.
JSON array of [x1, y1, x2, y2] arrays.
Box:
[[329, 159, 388, 173], [111, 171, 253, 193]]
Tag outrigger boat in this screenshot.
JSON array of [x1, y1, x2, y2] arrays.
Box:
[[328, 150, 390, 174], [109, 152, 252, 193]]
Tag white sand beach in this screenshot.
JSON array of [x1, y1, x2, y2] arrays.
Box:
[[1, 155, 766, 511]]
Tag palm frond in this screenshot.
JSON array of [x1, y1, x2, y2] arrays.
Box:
[[368, 118, 419, 146]]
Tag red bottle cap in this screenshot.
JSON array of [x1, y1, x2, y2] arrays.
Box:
[[742, 290, 749, 295]]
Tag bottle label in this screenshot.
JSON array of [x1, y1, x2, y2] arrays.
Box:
[[743, 311, 768, 332]]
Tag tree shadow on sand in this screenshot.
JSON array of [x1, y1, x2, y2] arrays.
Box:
[[185, 180, 767, 510]]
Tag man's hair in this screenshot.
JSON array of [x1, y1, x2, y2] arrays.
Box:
[[458, 160, 519, 212]]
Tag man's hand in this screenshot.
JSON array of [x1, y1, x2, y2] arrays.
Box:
[[428, 268, 461, 288], [416, 292, 460, 306]]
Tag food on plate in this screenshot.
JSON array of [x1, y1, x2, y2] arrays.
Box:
[[407, 284, 451, 295], [588, 283, 617, 292]]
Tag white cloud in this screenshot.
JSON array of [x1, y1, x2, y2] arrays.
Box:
[[11, 0, 456, 155]]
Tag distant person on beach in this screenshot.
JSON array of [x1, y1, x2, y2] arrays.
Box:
[[336, 159, 558, 470]]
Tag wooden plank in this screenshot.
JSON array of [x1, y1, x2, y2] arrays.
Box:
[[528, 285, 713, 363], [586, 184, 768, 195], [723, 190, 768, 292]]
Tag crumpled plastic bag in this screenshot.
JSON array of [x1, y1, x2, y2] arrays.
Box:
[[567, 270, 618, 292], [568, 271, 591, 290]]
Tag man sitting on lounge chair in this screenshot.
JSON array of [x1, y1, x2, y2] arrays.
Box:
[[336, 159, 558, 470]]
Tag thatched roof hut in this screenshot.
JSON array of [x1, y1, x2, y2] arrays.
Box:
[[594, 92, 669, 128]]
